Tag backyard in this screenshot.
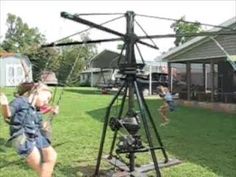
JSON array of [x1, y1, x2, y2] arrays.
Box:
[[0, 87, 235, 177]]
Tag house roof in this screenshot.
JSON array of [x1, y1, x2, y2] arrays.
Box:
[[89, 49, 125, 69], [0, 52, 28, 59], [0, 53, 32, 68], [0, 52, 16, 57], [159, 16, 236, 61], [90, 49, 168, 70]]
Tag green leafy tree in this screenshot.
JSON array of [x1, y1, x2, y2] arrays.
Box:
[[29, 47, 61, 81], [1, 13, 45, 54], [0, 36, 4, 52], [1, 14, 97, 86], [0, 46, 4, 52], [171, 16, 202, 46], [57, 34, 97, 86], [0, 13, 53, 80]]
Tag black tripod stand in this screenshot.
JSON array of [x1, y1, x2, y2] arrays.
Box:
[[94, 72, 169, 176], [93, 12, 168, 177]]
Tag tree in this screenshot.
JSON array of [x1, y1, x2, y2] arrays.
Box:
[[0, 46, 4, 52], [57, 33, 97, 86], [29, 47, 61, 81], [171, 16, 202, 46], [1, 13, 45, 54], [0, 13, 52, 80], [1, 14, 97, 86]]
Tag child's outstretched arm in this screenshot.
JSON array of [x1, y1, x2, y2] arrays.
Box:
[[0, 93, 11, 122]]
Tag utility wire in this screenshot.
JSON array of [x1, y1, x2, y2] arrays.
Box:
[[117, 43, 126, 65], [135, 44, 145, 64], [53, 15, 124, 44], [134, 19, 159, 49], [136, 14, 235, 30], [138, 31, 236, 39]]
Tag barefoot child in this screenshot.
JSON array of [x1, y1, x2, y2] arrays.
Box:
[[158, 86, 175, 126], [0, 82, 57, 177]]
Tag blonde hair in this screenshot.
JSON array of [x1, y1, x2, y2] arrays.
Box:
[[16, 82, 52, 97], [36, 82, 52, 93]]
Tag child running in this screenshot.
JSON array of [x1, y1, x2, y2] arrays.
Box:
[[158, 86, 175, 126]]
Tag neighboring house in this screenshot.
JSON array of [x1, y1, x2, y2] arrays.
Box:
[[142, 60, 168, 74], [0, 53, 33, 87], [160, 17, 236, 104], [80, 50, 170, 94], [136, 60, 168, 95], [80, 50, 122, 87], [80, 68, 114, 87]]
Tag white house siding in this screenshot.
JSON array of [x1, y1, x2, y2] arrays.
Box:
[[0, 56, 33, 87]]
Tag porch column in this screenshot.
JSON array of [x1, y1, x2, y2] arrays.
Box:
[[149, 65, 152, 95], [168, 62, 172, 92], [203, 63, 206, 93], [91, 70, 94, 87], [210, 59, 215, 102], [101, 68, 106, 84], [186, 62, 191, 100]]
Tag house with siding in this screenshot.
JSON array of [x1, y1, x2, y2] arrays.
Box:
[[160, 17, 236, 111], [0, 53, 33, 87]]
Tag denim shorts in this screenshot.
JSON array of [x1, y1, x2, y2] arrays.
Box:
[[17, 134, 50, 158]]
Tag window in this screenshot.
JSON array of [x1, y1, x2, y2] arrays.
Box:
[[16, 66, 23, 76], [8, 66, 14, 77]]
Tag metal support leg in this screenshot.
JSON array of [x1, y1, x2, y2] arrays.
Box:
[[134, 81, 162, 177], [94, 83, 125, 176], [139, 86, 169, 163], [109, 84, 128, 157], [129, 152, 135, 172]]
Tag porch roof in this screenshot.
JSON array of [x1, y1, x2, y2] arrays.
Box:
[[160, 17, 236, 62]]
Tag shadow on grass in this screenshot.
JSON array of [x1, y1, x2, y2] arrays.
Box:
[[0, 138, 6, 145], [53, 141, 72, 148], [86, 99, 236, 177], [0, 138, 8, 152], [0, 138, 27, 170], [65, 88, 100, 95], [0, 158, 24, 169], [57, 163, 114, 177], [65, 88, 117, 96]]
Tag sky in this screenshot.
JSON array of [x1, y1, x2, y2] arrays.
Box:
[[0, 0, 235, 61]]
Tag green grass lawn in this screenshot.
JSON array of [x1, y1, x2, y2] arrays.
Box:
[[0, 87, 236, 177]]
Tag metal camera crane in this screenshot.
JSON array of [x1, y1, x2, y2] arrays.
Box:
[[42, 11, 236, 177]]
